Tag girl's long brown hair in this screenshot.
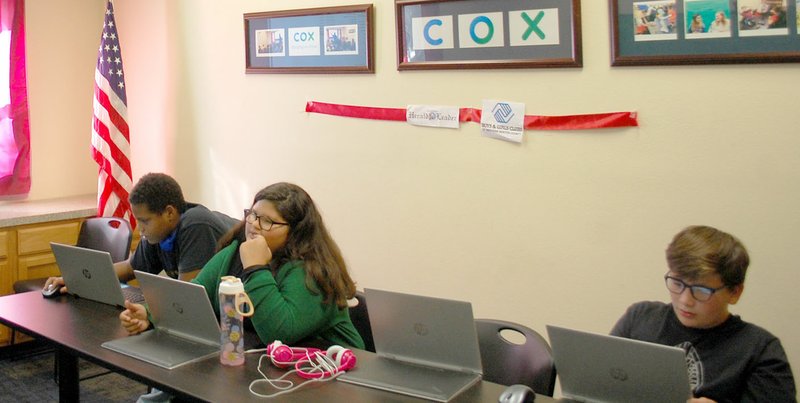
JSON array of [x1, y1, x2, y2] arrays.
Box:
[[218, 183, 355, 309]]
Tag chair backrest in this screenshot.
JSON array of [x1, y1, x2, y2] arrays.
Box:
[[475, 318, 556, 396], [76, 217, 133, 263], [348, 290, 375, 352]]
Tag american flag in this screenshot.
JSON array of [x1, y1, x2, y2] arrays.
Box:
[[91, 0, 135, 229]]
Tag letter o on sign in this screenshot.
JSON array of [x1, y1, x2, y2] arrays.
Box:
[[469, 15, 494, 44]]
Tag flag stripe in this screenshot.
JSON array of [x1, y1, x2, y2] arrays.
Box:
[[92, 71, 131, 178], [93, 71, 129, 141], [92, 113, 131, 178]]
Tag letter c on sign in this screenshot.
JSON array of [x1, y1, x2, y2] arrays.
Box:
[[423, 19, 444, 46], [469, 15, 494, 44]]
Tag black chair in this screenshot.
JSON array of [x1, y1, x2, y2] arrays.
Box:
[[348, 290, 375, 352], [475, 318, 556, 396]]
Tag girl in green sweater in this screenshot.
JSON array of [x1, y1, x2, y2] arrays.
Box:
[[120, 182, 364, 349]]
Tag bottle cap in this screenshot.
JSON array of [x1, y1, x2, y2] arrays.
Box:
[[219, 276, 244, 294]]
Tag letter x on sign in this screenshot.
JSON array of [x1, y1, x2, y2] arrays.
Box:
[[522, 11, 546, 40]]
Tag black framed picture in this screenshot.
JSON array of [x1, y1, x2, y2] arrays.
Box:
[[244, 4, 374, 73], [610, 0, 800, 66], [395, 0, 582, 70]]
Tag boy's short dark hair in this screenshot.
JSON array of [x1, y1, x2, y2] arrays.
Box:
[[665, 225, 749, 288], [129, 173, 187, 214]]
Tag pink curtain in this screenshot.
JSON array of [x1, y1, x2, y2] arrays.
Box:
[[0, 0, 30, 197]]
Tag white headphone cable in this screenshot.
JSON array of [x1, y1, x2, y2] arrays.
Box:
[[248, 352, 342, 398]]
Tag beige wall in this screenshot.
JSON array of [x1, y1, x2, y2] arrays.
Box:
[[23, 0, 103, 199], [25, 0, 800, 387]]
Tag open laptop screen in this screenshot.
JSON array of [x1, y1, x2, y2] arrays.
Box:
[[51, 242, 142, 307], [101, 271, 220, 369], [547, 325, 691, 403], [338, 289, 482, 402]]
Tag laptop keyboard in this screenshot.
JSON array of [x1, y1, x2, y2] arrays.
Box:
[[122, 286, 145, 304], [338, 357, 480, 401]]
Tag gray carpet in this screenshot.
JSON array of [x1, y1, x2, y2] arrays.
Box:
[[0, 341, 148, 402]]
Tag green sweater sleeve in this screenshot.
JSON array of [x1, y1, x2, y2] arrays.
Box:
[[246, 261, 334, 344]]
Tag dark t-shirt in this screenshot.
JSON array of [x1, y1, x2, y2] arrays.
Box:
[[611, 301, 796, 403], [130, 203, 238, 278]]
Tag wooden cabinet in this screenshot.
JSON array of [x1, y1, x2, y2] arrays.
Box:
[[0, 218, 86, 345], [0, 230, 10, 344], [17, 221, 82, 282], [0, 231, 10, 295]]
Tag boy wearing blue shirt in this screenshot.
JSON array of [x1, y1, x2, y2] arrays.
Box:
[[45, 173, 236, 292]]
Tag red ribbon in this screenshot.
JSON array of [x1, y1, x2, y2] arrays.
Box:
[[306, 101, 638, 130]]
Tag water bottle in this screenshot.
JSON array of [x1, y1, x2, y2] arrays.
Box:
[[219, 276, 254, 366]]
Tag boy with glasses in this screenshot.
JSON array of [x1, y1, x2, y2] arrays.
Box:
[[611, 225, 796, 402]]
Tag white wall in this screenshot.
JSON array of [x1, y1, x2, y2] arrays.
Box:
[[26, 0, 800, 386], [23, 0, 104, 199]]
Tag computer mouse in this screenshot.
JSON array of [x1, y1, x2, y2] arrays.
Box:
[[498, 384, 535, 403], [42, 284, 60, 298]]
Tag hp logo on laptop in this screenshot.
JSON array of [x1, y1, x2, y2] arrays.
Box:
[[609, 367, 629, 381], [172, 302, 184, 314], [82, 268, 92, 279], [413, 323, 429, 336]]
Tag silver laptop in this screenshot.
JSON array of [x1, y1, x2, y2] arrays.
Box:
[[101, 270, 221, 369], [338, 288, 483, 402], [546, 325, 691, 403], [50, 242, 143, 307]]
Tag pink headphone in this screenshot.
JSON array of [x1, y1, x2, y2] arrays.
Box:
[[249, 341, 358, 397], [295, 345, 357, 379], [265, 341, 321, 368]]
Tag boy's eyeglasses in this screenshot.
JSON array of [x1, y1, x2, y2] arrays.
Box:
[[244, 209, 288, 231], [664, 275, 727, 302]]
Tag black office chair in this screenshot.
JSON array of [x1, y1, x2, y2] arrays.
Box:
[[348, 290, 375, 352], [475, 318, 557, 397]]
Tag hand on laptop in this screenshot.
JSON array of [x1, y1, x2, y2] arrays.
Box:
[[43, 277, 67, 294], [120, 300, 150, 335]]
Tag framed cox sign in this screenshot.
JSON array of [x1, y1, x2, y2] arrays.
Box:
[[395, 0, 582, 70], [244, 4, 374, 73]]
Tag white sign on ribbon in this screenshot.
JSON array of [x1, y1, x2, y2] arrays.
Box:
[[480, 100, 525, 143], [406, 105, 460, 129]]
